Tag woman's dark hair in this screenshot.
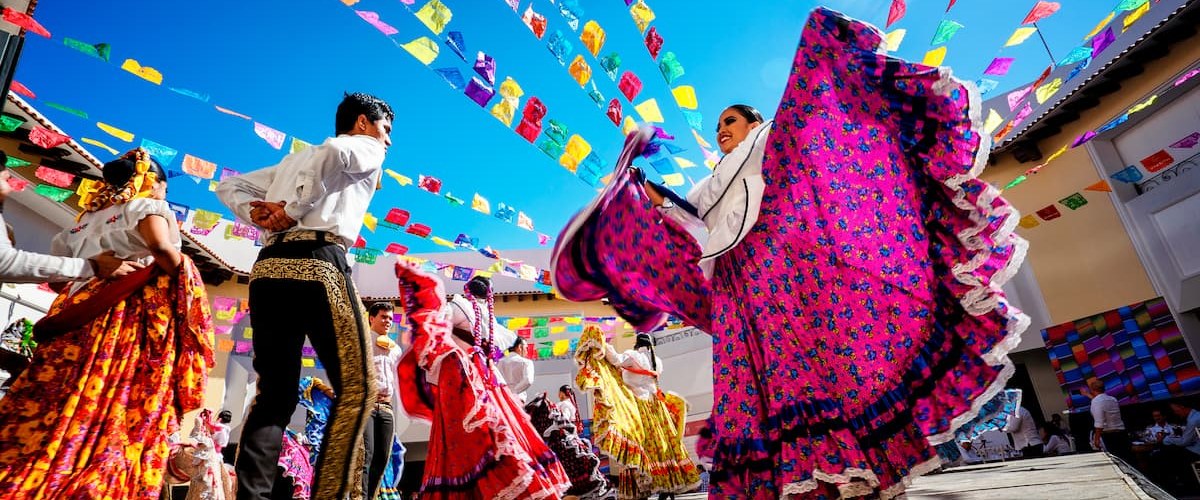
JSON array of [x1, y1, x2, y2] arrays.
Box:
[[510, 336, 526, 353], [335, 92, 395, 135], [726, 104, 764, 125], [102, 155, 165, 187], [635, 333, 657, 371], [466, 275, 492, 299], [218, 410, 232, 424], [558, 384, 583, 431]]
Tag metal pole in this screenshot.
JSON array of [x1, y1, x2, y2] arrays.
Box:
[[1033, 22, 1057, 66], [0, 290, 47, 314]]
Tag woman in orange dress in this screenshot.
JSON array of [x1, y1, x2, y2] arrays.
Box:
[[0, 148, 214, 499]]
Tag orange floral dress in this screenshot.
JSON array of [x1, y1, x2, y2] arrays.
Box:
[[0, 257, 214, 499]]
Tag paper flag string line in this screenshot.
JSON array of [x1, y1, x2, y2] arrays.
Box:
[[922, 47, 947, 67], [28, 126, 70, 149], [356, 10, 398, 36], [415, 0, 453, 35], [1005, 27, 1038, 47], [1022, 1, 1061, 25], [887, 0, 907, 27], [139, 138, 178, 168], [884, 29, 906, 52], [930, 20, 964, 46], [2, 8, 50, 38], [120, 59, 163, 85], [80, 138, 118, 156], [401, 37, 440, 65]]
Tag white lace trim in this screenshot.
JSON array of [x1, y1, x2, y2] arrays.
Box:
[[775, 456, 941, 499]]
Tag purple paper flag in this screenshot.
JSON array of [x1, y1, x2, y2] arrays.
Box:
[[1092, 27, 1115, 55], [1070, 130, 1097, 148], [983, 57, 1015, 76], [1011, 102, 1034, 128], [355, 11, 398, 36], [253, 122, 285, 149], [464, 77, 495, 107], [1007, 86, 1032, 111], [505, 0, 519, 11], [473, 51, 496, 85], [1170, 131, 1200, 149], [302, 345, 317, 357]]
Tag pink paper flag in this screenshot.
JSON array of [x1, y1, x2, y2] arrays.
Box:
[[253, 122, 285, 149], [946, 0, 957, 12], [215, 106, 252, 120], [983, 57, 1015, 76], [6, 176, 29, 192], [28, 125, 70, 149], [2, 8, 50, 38], [356, 10, 399, 36], [538, 233, 550, 245], [1012, 102, 1034, 126], [1170, 132, 1200, 149], [886, 0, 906, 27], [1006, 86, 1032, 111], [1022, 1, 1061, 24], [34, 165, 74, 188]]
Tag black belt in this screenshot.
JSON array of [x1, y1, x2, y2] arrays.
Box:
[[266, 230, 345, 249]]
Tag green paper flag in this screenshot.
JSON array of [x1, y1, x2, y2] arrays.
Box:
[[444, 193, 464, 206], [63, 38, 111, 61], [44, 102, 88, 119], [1003, 175, 1027, 190], [1115, 0, 1147, 11], [537, 138, 565, 159], [536, 317, 549, 327], [0, 115, 24, 132], [5, 156, 30, 168], [34, 184, 72, 202], [658, 52, 684, 84], [599, 52, 622, 80], [930, 20, 964, 45], [534, 326, 550, 338], [538, 345, 552, 358], [1059, 192, 1088, 210]]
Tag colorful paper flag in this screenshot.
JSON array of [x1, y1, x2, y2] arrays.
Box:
[[523, 5, 547, 39], [930, 20, 964, 45], [1018, 214, 1040, 229], [1110, 165, 1144, 183], [35, 166, 74, 188], [984, 57, 1014, 76], [568, 55, 591, 87], [401, 37, 440, 65], [887, 0, 907, 27], [983, 108, 1003, 134], [1170, 132, 1200, 149], [182, 154, 217, 179], [630, 0, 655, 32], [2, 8, 50, 38], [922, 46, 947, 67], [415, 0, 452, 34], [1036, 205, 1062, 221], [517, 211, 534, 230], [1007, 86, 1032, 111], [215, 106, 252, 120], [120, 59, 163, 85], [1035, 78, 1063, 104], [1128, 94, 1158, 115], [1123, 1, 1151, 32], [81, 138, 118, 155], [1022, 1, 1061, 24], [581, 20, 606, 57], [671, 85, 698, 110], [445, 31, 467, 61], [28, 126, 70, 149], [471, 193, 491, 214], [0, 115, 24, 133], [1059, 193, 1088, 210], [1005, 26, 1038, 47], [1140, 150, 1173, 173], [34, 184, 72, 202], [44, 102, 87, 119], [884, 29, 906, 52], [1059, 46, 1093, 66], [4, 176, 27, 192], [1092, 27, 1116, 55], [634, 99, 665, 123], [253, 122, 285, 149], [644, 26, 663, 59], [356, 10, 398, 36], [658, 52, 684, 84], [1084, 180, 1112, 192]]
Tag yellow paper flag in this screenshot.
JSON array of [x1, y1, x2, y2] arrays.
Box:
[[1035, 78, 1063, 104], [884, 29, 906, 52], [634, 99, 664, 123], [922, 47, 947, 67], [81, 138, 118, 155], [471, 193, 491, 214], [551, 325, 566, 334], [385, 169, 413, 186], [559, 153, 581, 173], [580, 20, 606, 57], [431, 236, 457, 249], [1085, 12, 1115, 40], [1129, 94, 1157, 114], [363, 212, 378, 232], [563, 317, 582, 325], [498, 77, 523, 100], [630, 0, 655, 33], [301, 358, 316, 368], [1044, 145, 1068, 163], [674, 157, 697, 168], [1005, 27, 1038, 47], [983, 108, 1003, 134], [661, 173, 685, 186], [1018, 214, 1040, 229], [565, 134, 591, 161], [691, 129, 711, 149], [491, 100, 517, 126], [290, 137, 311, 154], [1123, 1, 1150, 32], [120, 59, 163, 85], [622, 116, 638, 136], [400, 37, 440, 65], [97, 122, 134, 142], [415, 0, 453, 35], [671, 85, 698, 110], [568, 55, 591, 87]]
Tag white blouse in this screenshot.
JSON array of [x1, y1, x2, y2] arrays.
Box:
[[557, 399, 577, 423], [50, 198, 180, 293], [605, 346, 663, 400]]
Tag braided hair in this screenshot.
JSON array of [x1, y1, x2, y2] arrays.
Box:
[[559, 384, 584, 432], [465, 276, 496, 365], [635, 333, 657, 371]]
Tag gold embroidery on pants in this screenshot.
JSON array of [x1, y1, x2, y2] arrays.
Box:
[[251, 257, 377, 500]]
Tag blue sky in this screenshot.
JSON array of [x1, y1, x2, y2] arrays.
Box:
[[15, 0, 1115, 254]]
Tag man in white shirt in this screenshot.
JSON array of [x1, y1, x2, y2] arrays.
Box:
[[0, 167, 140, 283], [213, 410, 232, 451], [497, 337, 534, 403], [1162, 403, 1200, 456], [1087, 378, 1131, 461], [363, 302, 404, 500], [218, 92, 392, 500], [1004, 406, 1044, 458], [1144, 408, 1173, 442]]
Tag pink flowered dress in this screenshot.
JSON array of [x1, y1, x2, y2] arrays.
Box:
[[552, 7, 1029, 499]]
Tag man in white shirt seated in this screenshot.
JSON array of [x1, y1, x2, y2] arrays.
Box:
[[1149, 403, 1200, 489], [497, 337, 534, 403], [1144, 408, 1174, 443], [1087, 378, 1132, 461], [1004, 406, 1044, 458]]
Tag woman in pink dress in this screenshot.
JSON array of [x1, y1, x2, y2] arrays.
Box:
[[552, 7, 1028, 498]]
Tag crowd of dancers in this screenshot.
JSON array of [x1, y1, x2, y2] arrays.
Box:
[[0, 7, 1028, 499]]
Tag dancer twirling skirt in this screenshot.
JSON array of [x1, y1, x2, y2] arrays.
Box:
[[524, 392, 613, 499], [552, 7, 1029, 498]]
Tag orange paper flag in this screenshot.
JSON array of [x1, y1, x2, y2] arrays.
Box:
[[1084, 180, 1112, 192]]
